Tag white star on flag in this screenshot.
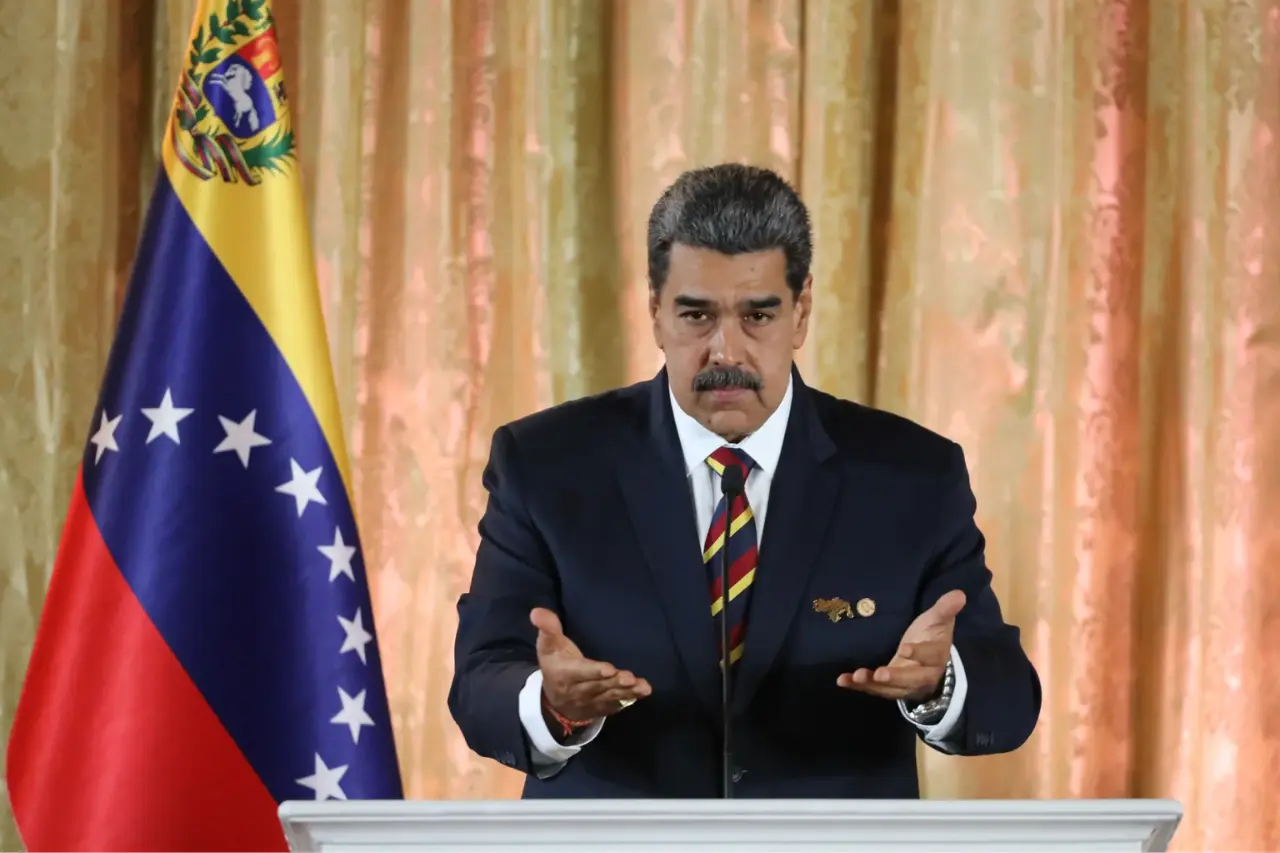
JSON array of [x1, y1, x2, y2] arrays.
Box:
[[89, 410, 122, 463], [330, 687, 376, 743], [214, 409, 271, 468], [295, 753, 348, 801], [338, 608, 373, 664], [275, 458, 327, 517], [140, 388, 194, 445], [319, 527, 357, 582]]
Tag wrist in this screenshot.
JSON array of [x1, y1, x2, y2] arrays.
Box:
[[541, 691, 592, 743], [914, 670, 946, 703], [905, 657, 954, 724]]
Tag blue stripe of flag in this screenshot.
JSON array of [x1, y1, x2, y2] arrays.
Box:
[[80, 169, 402, 803]]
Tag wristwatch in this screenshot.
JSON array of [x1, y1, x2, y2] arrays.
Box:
[[905, 657, 954, 725]]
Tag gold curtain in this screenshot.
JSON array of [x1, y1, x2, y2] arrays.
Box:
[[2, 0, 1278, 850]]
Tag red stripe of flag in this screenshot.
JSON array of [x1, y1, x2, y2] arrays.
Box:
[[5, 469, 286, 852]]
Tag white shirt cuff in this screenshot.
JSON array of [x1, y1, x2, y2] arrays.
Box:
[[519, 669, 605, 777], [897, 644, 967, 752]]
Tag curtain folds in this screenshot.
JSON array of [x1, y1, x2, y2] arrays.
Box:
[[2, 1, 1277, 849]]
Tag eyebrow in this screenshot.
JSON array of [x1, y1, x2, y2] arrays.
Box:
[[673, 295, 783, 310]]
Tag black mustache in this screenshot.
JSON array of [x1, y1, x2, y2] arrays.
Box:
[[693, 366, 762, 392]]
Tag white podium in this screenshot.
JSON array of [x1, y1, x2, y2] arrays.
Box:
[[278, 798, 1182, 852]]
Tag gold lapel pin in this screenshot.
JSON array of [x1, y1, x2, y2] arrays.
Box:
[[812, 597, 855, 623], [856, 597, 876, 617]]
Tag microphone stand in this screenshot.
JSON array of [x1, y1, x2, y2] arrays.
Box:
[[718, 465, 745, 799]]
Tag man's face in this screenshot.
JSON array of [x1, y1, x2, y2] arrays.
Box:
[[650, 244, 811, 440]]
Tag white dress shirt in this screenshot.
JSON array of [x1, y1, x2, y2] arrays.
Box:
[[518, 376, 967, 775]]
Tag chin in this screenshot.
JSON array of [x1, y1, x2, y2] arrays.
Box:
[[703, 408, 757, 439]]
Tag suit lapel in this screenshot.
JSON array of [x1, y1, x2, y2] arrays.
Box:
[[732, 372, 841, 712], [614, 371, 722, 717]]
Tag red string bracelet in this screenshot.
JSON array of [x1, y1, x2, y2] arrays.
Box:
[[541, 692, 592, 738]]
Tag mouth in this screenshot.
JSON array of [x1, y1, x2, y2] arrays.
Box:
[[704, 387, 753, 404]]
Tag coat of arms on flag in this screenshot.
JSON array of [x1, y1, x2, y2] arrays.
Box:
[[171, 0, 294, 185]]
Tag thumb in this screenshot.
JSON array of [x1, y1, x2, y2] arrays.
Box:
[[530, 607, 566, 654], [927, 589, 967, 623]]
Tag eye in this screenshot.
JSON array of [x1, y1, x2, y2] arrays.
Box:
[[680, 311, 709, 322], [746, 311, 772, 324]]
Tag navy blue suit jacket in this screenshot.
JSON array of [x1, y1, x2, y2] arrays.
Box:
[[448, 368, 1040, 798]]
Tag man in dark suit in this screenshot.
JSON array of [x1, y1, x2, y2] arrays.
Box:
[[448, 163, 1041, 798]]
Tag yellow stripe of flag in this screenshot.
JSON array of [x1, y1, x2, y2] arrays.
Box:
[[159, 2, 354, 510]]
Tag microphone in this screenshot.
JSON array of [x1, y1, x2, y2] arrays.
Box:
[[718, 463, 746, 799]]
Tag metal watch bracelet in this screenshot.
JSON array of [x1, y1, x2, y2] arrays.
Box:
[[906, 657, 954, 725]]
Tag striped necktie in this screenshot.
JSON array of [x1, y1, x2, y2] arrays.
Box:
[[702, 446, 758, 668]]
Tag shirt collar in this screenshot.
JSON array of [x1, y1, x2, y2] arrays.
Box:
[[668, 373, 793, 477]]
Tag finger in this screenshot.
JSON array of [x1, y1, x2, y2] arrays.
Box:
[[836, 675, 920, 700], [557, 666, 648, 703], [841, 681, 915, 700], [837, 665, 941, 697], [896, 640, 951, 667], [837, 668, 913, 698], [871, 663, 944, 692], [593, 680, 653, 708], [835, 668, 875, 689], [556, 675, 653, 719], [548, 656, 617, 685]]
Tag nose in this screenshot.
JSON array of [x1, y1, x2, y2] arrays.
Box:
[[709, 317, 747, 365]]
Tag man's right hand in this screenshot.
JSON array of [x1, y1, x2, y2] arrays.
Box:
[[531, 607, 651, 729]]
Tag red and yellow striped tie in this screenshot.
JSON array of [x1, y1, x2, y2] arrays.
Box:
[[703, 446, 758, 668]]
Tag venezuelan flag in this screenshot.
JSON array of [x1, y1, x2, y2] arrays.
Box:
[[5, 2, 403, 849]]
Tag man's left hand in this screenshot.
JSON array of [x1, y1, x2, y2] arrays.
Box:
[[837, 589, 966, 701]]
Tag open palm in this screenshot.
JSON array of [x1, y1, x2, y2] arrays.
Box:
[[837, 589, 966, 701]]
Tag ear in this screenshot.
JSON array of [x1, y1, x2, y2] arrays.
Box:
[[792, 274, 813, 350], [649, 289, 663, 349]]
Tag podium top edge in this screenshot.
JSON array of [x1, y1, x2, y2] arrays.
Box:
[[278, 798, 1184, 820]]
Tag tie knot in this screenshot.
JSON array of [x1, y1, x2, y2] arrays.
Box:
[[707, 446, 756, 478]]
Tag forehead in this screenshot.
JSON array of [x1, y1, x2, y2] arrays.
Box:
[[663, 244, 788, 300]]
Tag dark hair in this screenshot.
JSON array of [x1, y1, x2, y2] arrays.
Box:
[[646, 163, 813, 296]]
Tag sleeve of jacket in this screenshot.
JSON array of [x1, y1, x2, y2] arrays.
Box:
[[447, 424, 557, 775], [915, 441, 1042, 756]]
